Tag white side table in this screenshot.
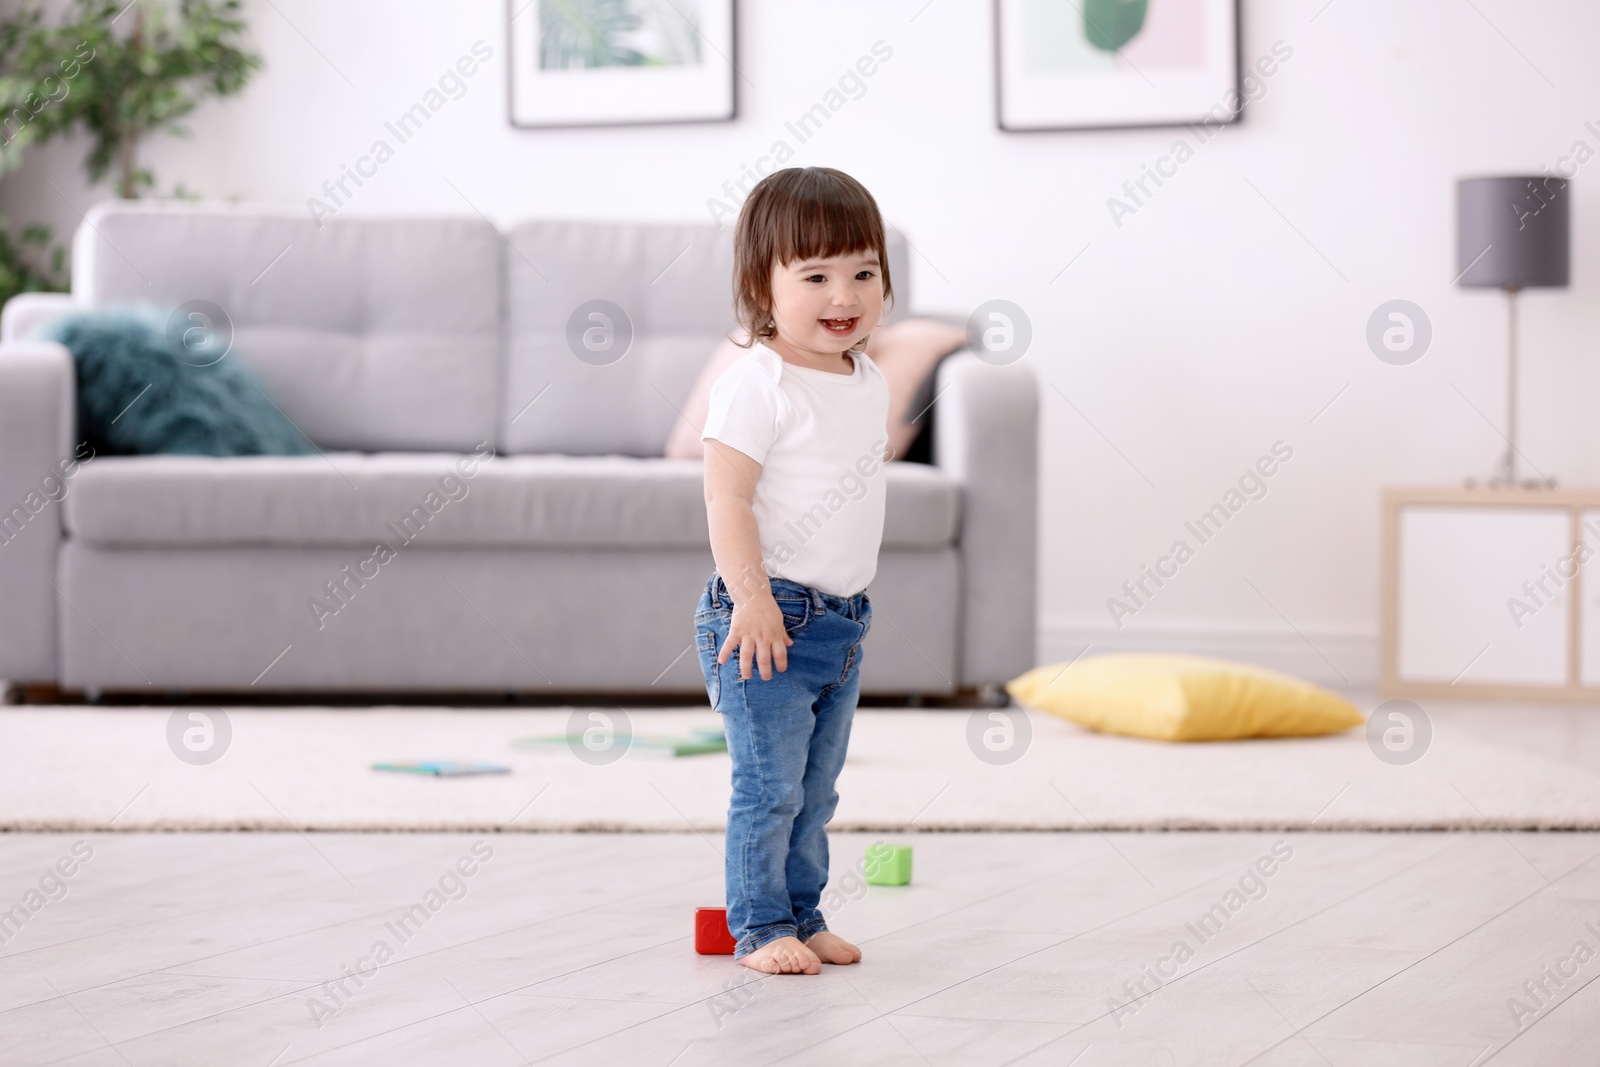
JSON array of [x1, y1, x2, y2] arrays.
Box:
[[1382, 487, 1600, 702]]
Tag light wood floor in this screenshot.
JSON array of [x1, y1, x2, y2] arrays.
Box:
[[1, 828, 1597, 1065]]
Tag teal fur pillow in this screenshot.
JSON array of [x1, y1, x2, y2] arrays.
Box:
[[45, 306, 316, 457]]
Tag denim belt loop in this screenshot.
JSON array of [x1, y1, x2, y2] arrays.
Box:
[[810, 586, 825, 616]]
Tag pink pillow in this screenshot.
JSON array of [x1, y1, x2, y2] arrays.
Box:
[[664, 318, 968, 461]]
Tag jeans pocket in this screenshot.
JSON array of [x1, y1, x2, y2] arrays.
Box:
[[776, 595, 812, 637], [696, 628, 721, 709]]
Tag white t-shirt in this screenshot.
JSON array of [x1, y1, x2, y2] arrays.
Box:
[[701, 340, 891, 598]]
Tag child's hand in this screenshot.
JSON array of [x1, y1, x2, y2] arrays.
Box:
[[720, 594, 795, 681]]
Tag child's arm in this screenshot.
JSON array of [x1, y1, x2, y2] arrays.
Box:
[[704, 438, 793, 681]]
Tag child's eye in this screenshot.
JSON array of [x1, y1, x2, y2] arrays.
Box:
[[806, 274, 826, 283], [856, 270, 875, 280]]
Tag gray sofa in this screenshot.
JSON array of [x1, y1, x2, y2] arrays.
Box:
[[0, 201, 1037, 702]]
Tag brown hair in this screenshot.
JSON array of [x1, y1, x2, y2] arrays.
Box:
[[731, 166, 894, 353]]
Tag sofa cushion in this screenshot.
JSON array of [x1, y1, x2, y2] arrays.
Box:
[[62, 454, 960, 549], [46, 307, 317, 458], [499, 220, 912, 458], [71, 201, 502, 452]]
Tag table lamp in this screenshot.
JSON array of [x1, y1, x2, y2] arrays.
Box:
[[1455, 175, 1570, 489]]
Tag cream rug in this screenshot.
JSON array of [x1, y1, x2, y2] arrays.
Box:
[[2, 705, 1598, 831]]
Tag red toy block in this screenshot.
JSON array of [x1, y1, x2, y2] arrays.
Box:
[[695, 907, 737, 954]]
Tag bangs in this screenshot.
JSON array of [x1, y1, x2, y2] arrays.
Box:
[[762, 189, 882, 270]]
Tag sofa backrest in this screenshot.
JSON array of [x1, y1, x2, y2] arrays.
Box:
[[73, 201, 502, 452], [498, 219, 911, 457], [499, 220, 734, 457], [70, 203, 911, 457]]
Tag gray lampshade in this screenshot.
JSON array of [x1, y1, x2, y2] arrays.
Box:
[[1456, 176, 1570, 289]]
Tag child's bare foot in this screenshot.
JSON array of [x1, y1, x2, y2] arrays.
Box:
[[738, 935, 821, 975], [803, 930, 862, 965]]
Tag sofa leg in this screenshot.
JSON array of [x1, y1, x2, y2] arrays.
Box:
[[7, 683, 64, 705], [977, 682, 1010, 708]]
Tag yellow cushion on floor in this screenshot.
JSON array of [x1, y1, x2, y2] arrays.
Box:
[[1006, 652, 1363, 741]]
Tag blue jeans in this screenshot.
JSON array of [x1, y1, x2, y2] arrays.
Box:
[[693, 570, 873, 959]]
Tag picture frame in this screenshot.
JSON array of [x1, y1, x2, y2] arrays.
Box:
[[506, 0, 738, 129], [994, 0, 1242, 133]]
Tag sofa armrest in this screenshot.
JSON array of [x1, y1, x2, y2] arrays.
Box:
[[0, 339, 80, 684], [1, 291, 76, 343], [931, 350, 1039, 690]]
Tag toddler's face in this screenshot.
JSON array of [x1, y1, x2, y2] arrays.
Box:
[[768, 249, 884, 355]]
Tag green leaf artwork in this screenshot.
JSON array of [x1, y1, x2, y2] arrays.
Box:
[[539, 0, 702, 70], [1084, 0, 1149, 53]]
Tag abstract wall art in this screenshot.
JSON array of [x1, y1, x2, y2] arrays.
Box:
[[996, 0, 1241, 132]]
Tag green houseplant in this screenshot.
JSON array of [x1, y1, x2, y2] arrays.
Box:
[[0, 0, 261, 307]]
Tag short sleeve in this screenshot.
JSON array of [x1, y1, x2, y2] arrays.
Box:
[[701, 360, 781, 465]]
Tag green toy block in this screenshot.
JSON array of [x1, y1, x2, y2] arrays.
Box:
[[863, 843, 912, 886]]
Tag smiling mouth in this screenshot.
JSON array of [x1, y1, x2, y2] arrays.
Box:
[[820, 317, 859, 334]]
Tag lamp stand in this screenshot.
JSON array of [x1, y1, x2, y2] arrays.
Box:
[[1482, 285, 1556, 490]]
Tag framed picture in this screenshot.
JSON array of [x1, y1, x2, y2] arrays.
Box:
[[507, 0, 737, 129], [995, 0, 1241, 132]]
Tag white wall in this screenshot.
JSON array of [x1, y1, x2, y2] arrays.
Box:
[[5, 0, 1598, 689]]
